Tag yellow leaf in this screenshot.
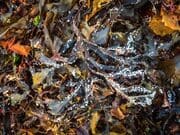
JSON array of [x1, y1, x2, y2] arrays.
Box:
[[37, 86, 42, 94], [149, 16, 174, 36], [90, 112, 100, 135], [149, 2, 180, 36], [161, 7, 180, 31], [32, 69, 50, 88], [86, 0, 112, 21], [32, 72, 45, 87]]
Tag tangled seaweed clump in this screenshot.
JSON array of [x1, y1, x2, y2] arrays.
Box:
[[0, 0, 179, 134]]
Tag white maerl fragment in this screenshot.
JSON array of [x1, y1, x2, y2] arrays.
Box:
[[130, 91, 156, 106]]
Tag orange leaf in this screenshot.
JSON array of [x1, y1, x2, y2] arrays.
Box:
[[0, 38, 15, 48], [111, 107, 125, 120], [0, 38, 31, 56], [9, 43, 31, 57]]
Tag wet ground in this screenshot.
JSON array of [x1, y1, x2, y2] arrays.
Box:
[[0, 0, 179, 134]]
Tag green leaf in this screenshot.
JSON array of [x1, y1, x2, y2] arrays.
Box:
[[13, 54, 21, 65], [33, 15, 41, 26]]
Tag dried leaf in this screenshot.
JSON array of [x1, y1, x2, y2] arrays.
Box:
[[149, 3, 180, 36], [80, 21, 97, 40], [9, 43, 31, 57], [111, 107, 125, 120], [110, 132, 126, 135], [18, 129, 34, 135], [87, 0, 112, 20], [32, 69, 51, 88], [66, 64, 87, 79], [149, 16, 174, 36], [0, 38, 15, 48], [92, 26, 110, 45], [161, 8, 180, 31], [102, 88, 114, 97], [9, 85, 29, 106], [90, 112, 100, 135], [10, 93, 24, 105], [0, 38, 31, 56], [110, 123, 127, 135]]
